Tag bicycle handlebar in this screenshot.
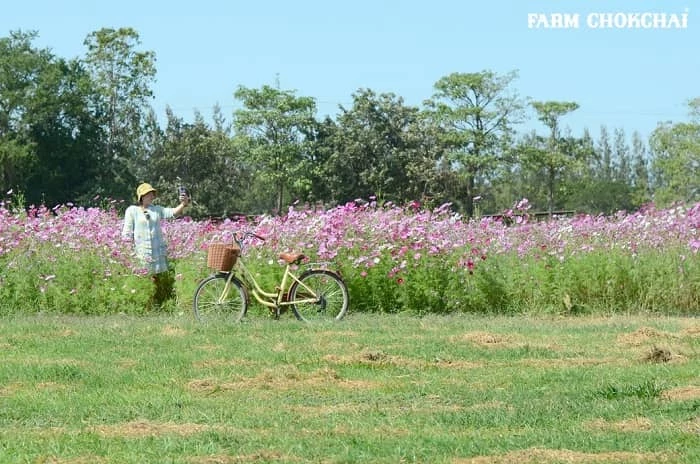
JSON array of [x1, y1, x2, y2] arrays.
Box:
[[234, 231, 266, 246]]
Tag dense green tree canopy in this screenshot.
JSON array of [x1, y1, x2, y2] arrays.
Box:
[[233, 84, 317, 213], [649, 99, 700, 205], [321, 89, 440, 205]]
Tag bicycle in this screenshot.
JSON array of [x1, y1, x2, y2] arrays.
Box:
[[193, 232, 349, 323]]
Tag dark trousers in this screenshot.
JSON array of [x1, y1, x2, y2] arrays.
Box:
[[149, 270, 175, 309]]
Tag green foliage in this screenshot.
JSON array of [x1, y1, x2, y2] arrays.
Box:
[[503, 249, 699, 315], [25, 57, 106, 206], [82, 27, 156, 202], [649, 104, 700, 206], [0, 31, 74, 205], [396, 257, 457, 315], [2, 235, 697, 317], [0, 241, 152, 315], [425, 70, 525, 217], [321, 89, 442, 205], [233, 84, 318, 213], [144, 109, 250, 218], [521, 101, 587, 215], [0, 138, 36, 197]]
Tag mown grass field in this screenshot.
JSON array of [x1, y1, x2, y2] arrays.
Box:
[[1, 313, 698, 463]]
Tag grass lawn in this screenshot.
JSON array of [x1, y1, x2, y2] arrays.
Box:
[[1, 313, 698, 463]]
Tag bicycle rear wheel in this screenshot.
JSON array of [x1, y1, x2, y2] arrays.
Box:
[[193, 273, 248, 322], [289, 270, 349, 322]]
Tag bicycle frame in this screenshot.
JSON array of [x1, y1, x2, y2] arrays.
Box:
[[219, 254, 321, 311]]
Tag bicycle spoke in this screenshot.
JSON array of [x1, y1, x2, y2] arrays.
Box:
[[193, 274, 247, 322], [290, 270, 349, 322]]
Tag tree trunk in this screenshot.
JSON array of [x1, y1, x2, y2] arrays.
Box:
[[548, 166, 555, 217], [465, 173, 475, 218], [276, 183, 284, 215]]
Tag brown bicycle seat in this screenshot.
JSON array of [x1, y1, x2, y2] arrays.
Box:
[[279, 253, 306, 265]]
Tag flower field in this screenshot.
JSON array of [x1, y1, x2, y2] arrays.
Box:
[[1, 197, 698, 315]]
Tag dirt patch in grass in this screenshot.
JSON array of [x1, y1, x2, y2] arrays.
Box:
[[454, 448, 674, 463], [3, 425, 67, 437], [270, 341, 287, 353], [317, 330, 359, 338], [36, 381, 67, 390], [680, 324, 700, 337], [617, 327, 677, 346], [0, 381, 66, 396], [192, 358, 256, 369], [333, 423, 412, 437], [323, 352, 385, 365], [289, 402, 371, 416], [161, 325, 187, 337], [432, 358, 485, 369], [188, 451, 298, 463], [194, 344, 222, 352], [0, 382, 22, 396], [585, 417, 654, 432], [91, 420, 212, 438], [186, 366, 379, 393], [465, 400, 513, 412], [116, 358, 139, 369], [456, 331, 517, 347], [186, 378, 219, 392], [587, 416, 698, 435], [322, 352, 484, 369], [294, 399, 470, 417], [516, 357, 626, 368], [39, 455, 107, 464], [683, 417, 700, 434], [7, 356, 88, 368], [661, 385, 700, 401]]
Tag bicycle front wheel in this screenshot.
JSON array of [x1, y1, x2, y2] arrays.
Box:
[[289, 270, 349, 322], [193, 273, 248, 322]]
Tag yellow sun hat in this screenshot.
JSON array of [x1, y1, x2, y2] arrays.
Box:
[[136, 183, 157, 202]]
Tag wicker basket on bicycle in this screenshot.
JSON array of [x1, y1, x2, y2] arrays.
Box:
[[206, 243, 240, 272]]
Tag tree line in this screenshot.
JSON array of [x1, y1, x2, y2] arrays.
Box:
[[1, 28, 698, 218]]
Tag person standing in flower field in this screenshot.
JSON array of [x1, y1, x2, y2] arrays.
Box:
[[122, 182, 190, 308]]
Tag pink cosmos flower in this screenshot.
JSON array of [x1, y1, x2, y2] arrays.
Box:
[[691, 239, 700, 254]]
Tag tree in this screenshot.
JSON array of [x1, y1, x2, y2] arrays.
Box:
[[596, 125, 613, 182], [0, 31, 46, 197], [522, 101, 581, 215], [24, 57, 105, 205], [613, 128, 631, 184], [630, 130, 651, 206], [575, 126, 635, 213], [425, 70, 524, 217], [145, 108, 245, 217], [321, 88, 440, 205], [0, 30, 104, 206], [649, 99, 700, 205], [233, 84, 317, 213], [82, 27, 157, 199]]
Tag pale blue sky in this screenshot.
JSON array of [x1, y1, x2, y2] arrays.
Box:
[[4, 0, 698, 140]]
